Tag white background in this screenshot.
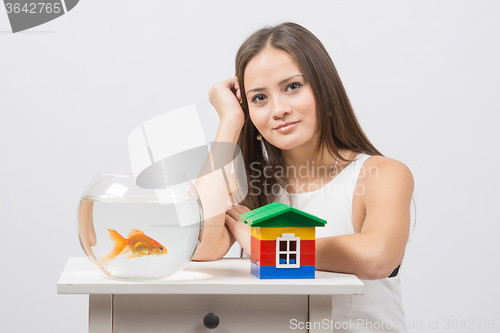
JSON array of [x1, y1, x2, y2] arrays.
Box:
[[1, 1, 499, 332]]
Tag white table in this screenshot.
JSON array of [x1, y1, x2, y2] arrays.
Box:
[[58, 257, 364, 333]]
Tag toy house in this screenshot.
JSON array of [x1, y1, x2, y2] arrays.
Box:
[[240, 202, 326, 279]]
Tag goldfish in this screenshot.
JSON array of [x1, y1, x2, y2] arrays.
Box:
[[97, 229, 168, 266]]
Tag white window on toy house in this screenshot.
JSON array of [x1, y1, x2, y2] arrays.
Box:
[[276, 233, 300, 268]]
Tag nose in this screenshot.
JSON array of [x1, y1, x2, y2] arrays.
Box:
[[270, 94, 292, 120]]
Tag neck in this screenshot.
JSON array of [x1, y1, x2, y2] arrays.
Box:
[[281, 143, 348, 184]]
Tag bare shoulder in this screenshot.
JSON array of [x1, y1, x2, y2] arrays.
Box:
[[358, 155, 414, 198], [360, 155, 414, 179]]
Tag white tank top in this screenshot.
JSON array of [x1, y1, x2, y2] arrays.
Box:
[[278, 153, 407, 333]]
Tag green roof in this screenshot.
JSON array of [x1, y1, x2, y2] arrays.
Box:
[[241, 202, 327, 228]]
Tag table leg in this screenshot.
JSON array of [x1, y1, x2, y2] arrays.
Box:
[[308, 295, 333, 333], [89, 295, 113, 333]]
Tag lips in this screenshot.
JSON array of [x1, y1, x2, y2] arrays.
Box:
[[273, 121, 300, 130]]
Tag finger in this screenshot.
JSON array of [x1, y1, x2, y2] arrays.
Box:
[[225, 213, 237, 225], [231, 205, 245, 214], [233, 205, 251, 214], [226, 208, 240, 221], [234, 77, 242, 101], [223, 77, 236, 91], [227, 76, 238, 88]]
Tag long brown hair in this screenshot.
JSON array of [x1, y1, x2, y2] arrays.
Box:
[[233, 22, 382, 210]]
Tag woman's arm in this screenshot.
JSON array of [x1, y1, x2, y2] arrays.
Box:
[[191, 122, 242, 261], [220, 156, 414, 280], [191, 77, 246, 261], [316, 157, 414, 280]]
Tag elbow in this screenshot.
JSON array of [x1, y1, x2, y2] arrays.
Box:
[[360, 265, 390, 281], [191, 246, 226, 261], [191, 243, 227, 262], [191, 251, 224, 262], [359, 254, 397, 280], [190, 228, 231, 262], [191, 256, 221, 262]]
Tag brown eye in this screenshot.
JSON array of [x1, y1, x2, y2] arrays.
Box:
[[286, 82, 302, 91], [252, 94, 267, 103]]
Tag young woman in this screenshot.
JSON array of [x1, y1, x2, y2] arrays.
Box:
[[193, 22, 414, 332]]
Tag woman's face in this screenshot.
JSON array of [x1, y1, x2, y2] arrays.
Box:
[[244, 48, 318, 152]]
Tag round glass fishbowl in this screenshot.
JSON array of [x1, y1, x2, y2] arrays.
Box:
[[77, 172, 203, 279]]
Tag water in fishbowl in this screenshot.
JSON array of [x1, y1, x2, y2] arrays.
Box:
[[78, 194, 202, 279]]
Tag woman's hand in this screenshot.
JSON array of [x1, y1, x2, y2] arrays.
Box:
[[209, 76, 245, 129], [225, 203, 252, 255]]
